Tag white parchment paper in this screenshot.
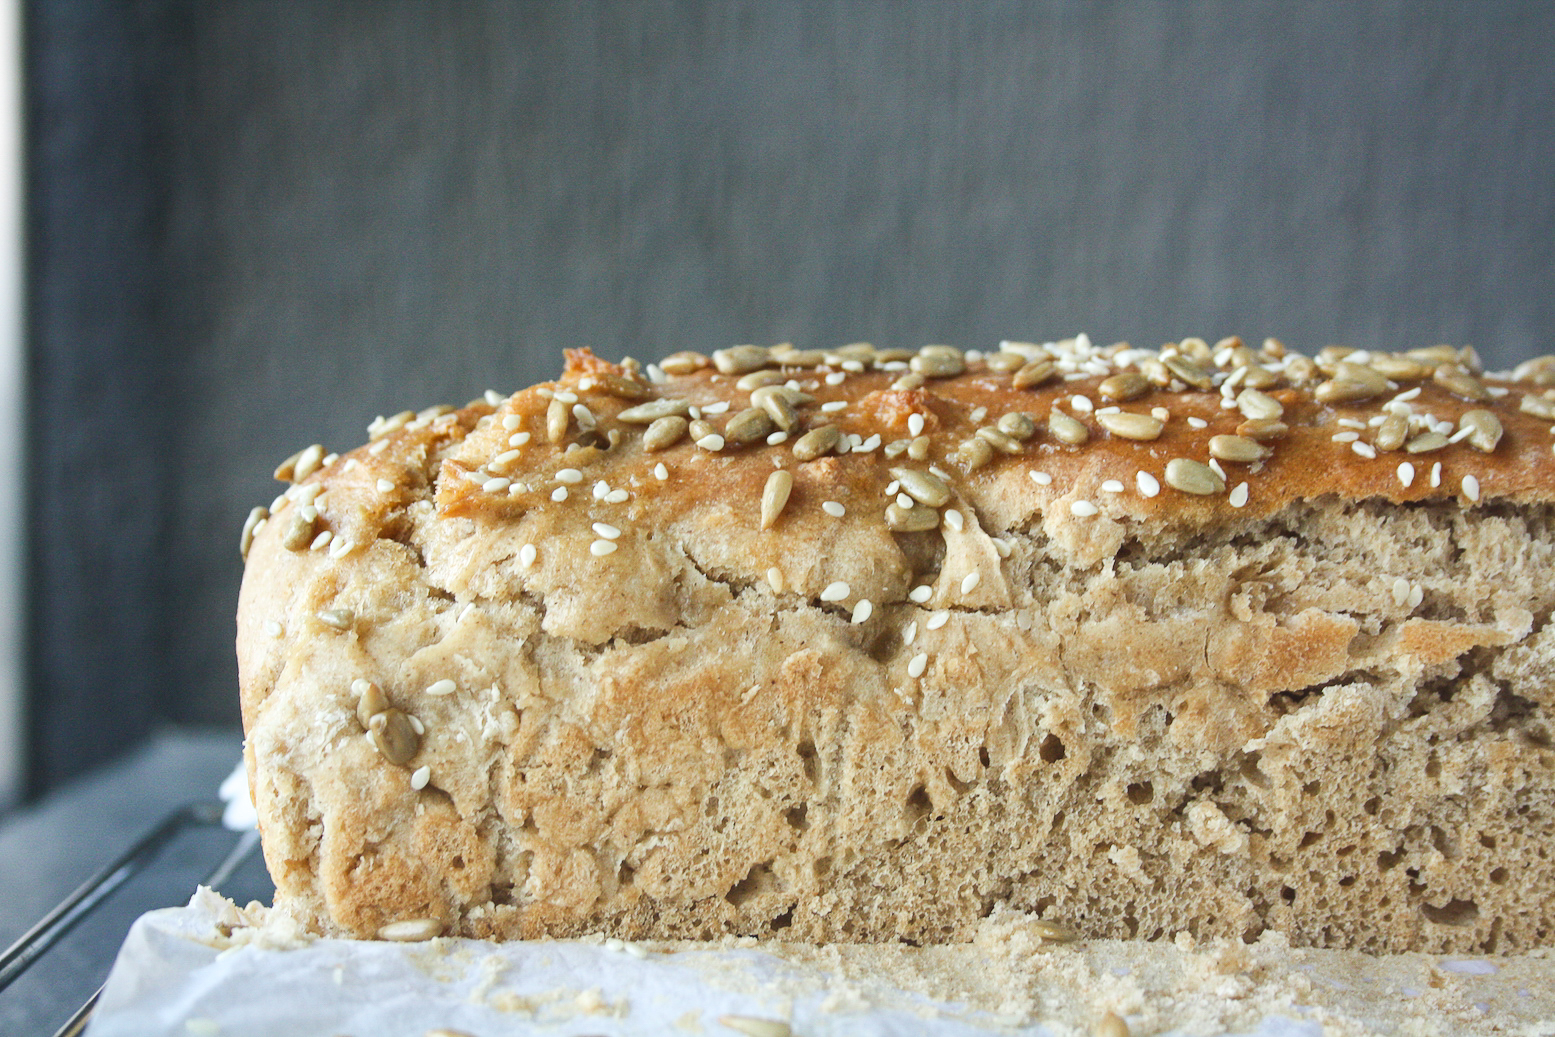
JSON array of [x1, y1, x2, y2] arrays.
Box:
[[82, 890, 1344, 1037]]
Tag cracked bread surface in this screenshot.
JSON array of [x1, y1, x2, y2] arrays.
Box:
[[237, 337, 1555, 953]]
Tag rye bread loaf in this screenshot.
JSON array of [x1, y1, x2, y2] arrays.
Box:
[[236, 336, 1555, 954]]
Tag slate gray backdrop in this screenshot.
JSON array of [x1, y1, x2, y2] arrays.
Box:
[[26, 1, 1555, 793]]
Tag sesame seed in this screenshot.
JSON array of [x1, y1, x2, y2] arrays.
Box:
[[605, 489, 629, 504], [1031, 471, 1053, 486], [572, 403, 595, 428], [1408, 584, 1424, 609], [1462, 474, 1481, 502], [407, 714, 425, 735], [1069, 499, 1098, 518], [961, 572, 981, 595], [654, 462, 669, 480], [310, 530, 333, 551], [1393, 387, 1421, 403], [593, 481, 610, 499], [1392, 577, 1411, 607], [376, 478, 395, 493], [858, 434, 881, 452], [1101, 479, 1124, 493], [766, 567, 783, 592], [557, 469, 584, 484], [821, 401, 847, 413], [590, 539, 618, 557], [494, 449, 521, 466], [427, 679, 457, 696], [820, 581, 851, 602], [688, 405, 702, 420], [1338, 418, 1368, 430], [703, 400, 730, 415], [903, 621, 918, 645], [1134, 471, 1160, 497], [410, 766, 431, 791], [520, 544, 537, 568], [896, 492, 914, 509], [1430, 462, 1442, 488], [552, 487, 568, 502], [1208, 458, 1227, 481], [1397, 462, 1415, 488], [1071, 395, 1093, 413], [927, 611, 949, 630], [554, 390, 578, 404], [1448, 425, 1474, 445], [483, 477, 511, 492], [368, 440, 389, 455], [264, 620, 282, 637], [509, 431, 531, 446], [327, 537, 353, 559], [502, 414, 523, 430], [908, 653, 928, 678], [1352, 442, 1377, 459], [909, 585, 933, 603], [841, 359, 865, 373], [1187, 417, 1208, 429], [943, 509, 964, 532], [908, 413, 926, 437], [592, 522, 622, 540], [1230, 482, 1250, 507], [825, 371, 846, 386], [1332, 431, 1360, 443], [851, 599, 873, 624], [822, 500, 846, 518], [970, 406, 988, 423], [767, 430, 788, 445], [1152, 407, 1171, 422], [696, 433, 726, 451]]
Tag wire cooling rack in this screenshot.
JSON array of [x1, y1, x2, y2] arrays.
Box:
[[0, 802, 269, 1037]]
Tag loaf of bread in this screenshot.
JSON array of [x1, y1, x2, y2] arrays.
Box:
[[237, 336, 1555, 954]]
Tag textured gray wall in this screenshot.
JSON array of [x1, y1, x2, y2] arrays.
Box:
[[27, 1, 1555, 786]]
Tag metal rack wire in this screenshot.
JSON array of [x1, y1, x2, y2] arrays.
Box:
[[0, 801, 264, 1037]]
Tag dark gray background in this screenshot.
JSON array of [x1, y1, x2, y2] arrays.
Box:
[[24, 1, 1555, 795]]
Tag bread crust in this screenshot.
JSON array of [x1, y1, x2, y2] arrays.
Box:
[[237, 338, 1555, 952]]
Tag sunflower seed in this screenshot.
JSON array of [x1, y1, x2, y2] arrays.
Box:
[[748, 386, 800, 431], [598, 373, 649, 399], [1030, 918, 1080, 943], [369, 709, 420, 765], [1235, 388, 1284, 421], [1164, 354, 1214, 389], [761, 470, 793, 530], [909, 345, 965, 378], [1520, 392, 1555, 419], [239, 506, 269, 561], [736, 369, 788, 391], [1433, 364, 1488, 401], [1138, 357, 1171, 386], [1012, 358, 1057, 389], [1208, 434, 1268, 463], [355, 681, 390, 729], [793, 424, 842, 461], [956, 437, 995, 471], [1406, 344, 1461, 366], [997, 411, 1037, 441], [985, 351, 1028, 373], [377, 918, 445, 942], [1098, 371, 1149, 402], [281, 511, 316, 551], [316, 608, 354, 631], [1240, 364, 1279, 389], [1316, 362, 1390, 404], [1371, 413, 1409, 452], [1048, 411, 1090, 446], [617, 397, 691, 423], [1096, 411, 1164, 441], [1236, 418, 1288, 441], [659, 351, 710, 375], [1284, 354, 1319, 385], [1459, 409, 1503, 452], [891, 467, 952, 507], [1512, 355, 1555, 386], [1405, 431, 1449, 453], [886, 502, 940, 531], [632, 415, 684, 453], [890, 372, 926, 391], [1368, 355, 1430, 380], [1164, 458, 1225, 495], [725, 407, 775, 445], [545, 398, 570, 442], [976, 426, 1023, 454], [712, 345, 771, 375]]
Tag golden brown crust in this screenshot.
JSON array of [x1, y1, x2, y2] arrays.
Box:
[[237, 336, 1555, 953]]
